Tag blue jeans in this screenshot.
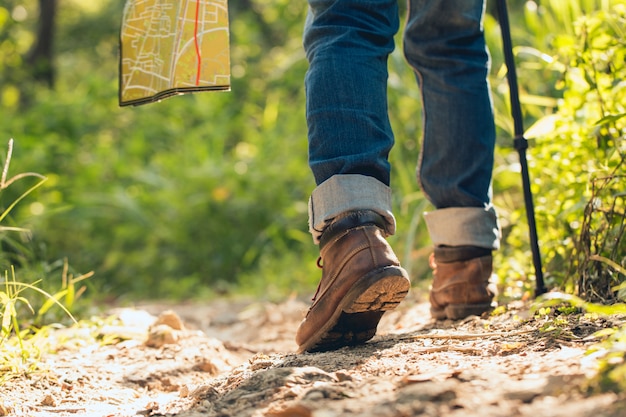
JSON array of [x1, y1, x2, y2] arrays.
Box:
[[304, 0, 500, 250]]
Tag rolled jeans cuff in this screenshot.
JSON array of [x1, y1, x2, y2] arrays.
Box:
[[424, 206, 501, 250], [308, 174, 396, 244]]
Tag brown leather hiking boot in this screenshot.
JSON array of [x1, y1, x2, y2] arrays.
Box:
[[429, 253, 497, 320], [296, 211, 410, 353]]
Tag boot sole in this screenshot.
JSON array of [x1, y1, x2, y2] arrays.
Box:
[[430, 303, 494, 320], [298, 266, 410, 353]]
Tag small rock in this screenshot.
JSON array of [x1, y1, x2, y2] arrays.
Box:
[[195, 358, 220, 375], [41, 394, 57, 407], [114, 309, 156, 328], [154, 310, 185, 330], [303, 390, 325, 401], [145, 324, 180, 348], [398, 379, 458, 403], [334, 371, 353, 382], [503, 378, 546, 403], [144, 401, 159, 412], [191, 385, 220, 402], [504, 388, 540, 403]]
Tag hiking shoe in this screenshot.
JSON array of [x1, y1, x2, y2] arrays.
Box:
[[429, 253, 497, 320], [296, 210, 410, 353]]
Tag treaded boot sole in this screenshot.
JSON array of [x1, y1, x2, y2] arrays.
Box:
[[430, 303, 494, 320], [298, 266, 410, 353]]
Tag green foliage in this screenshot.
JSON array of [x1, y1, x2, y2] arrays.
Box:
[[539, 2, 625, 294], [490, 0, 626, 299], [586, 325, 626, 393], [0, 141, 91, 383], [0, 140, 48, 276], [534, 292, 626, 317], [1, 0, 318, 300], [0, 0, 35, 106], [533, 291, 626, 393]]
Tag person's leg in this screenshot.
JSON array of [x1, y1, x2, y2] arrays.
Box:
[[305, 0, 399, 241], [297, 0, 410, 353], [403, 0, 499, 319]]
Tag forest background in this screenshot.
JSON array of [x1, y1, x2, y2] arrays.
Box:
[[0, 0, 623, 318]]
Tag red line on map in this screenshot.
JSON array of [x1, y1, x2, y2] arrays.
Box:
[[194, 0, 202, 86]]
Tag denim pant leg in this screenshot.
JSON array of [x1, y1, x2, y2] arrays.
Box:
[[403, 0, 500, 250], [304, 0, 400, 243]]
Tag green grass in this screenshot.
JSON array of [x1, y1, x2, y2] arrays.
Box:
[[0, 140, 92, 383]]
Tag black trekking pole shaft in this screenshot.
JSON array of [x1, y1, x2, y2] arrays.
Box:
[[496, 0, 547, 296]]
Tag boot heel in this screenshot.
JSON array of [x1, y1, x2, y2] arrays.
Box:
[[343, 267, 410, 314]]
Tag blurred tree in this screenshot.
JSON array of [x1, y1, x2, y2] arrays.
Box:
[[26, 0, 57, 87]]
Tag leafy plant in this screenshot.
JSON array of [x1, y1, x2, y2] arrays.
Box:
[[0, 139, 47, 229], [0, 267, 77, 379], [0, 139, 92, 383], [538, 2, 625, 296], [576, 175, 625, 303], [586, 325, 626, 393], [487, 0, 626, 299], [534, 291, 626, 393]]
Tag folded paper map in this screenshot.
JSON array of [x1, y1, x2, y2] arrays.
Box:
[[119, 0, 230, 106]]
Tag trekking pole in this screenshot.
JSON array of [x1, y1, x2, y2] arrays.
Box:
[[496, 0, 547, 297]]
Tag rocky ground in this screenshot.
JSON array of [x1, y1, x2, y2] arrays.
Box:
[[0, 292, 625, 417]]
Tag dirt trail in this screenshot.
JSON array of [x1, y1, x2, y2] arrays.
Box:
[[1, 294, 624, 417]]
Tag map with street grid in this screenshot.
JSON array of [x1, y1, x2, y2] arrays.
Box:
[[119, 0, 230, 106]]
